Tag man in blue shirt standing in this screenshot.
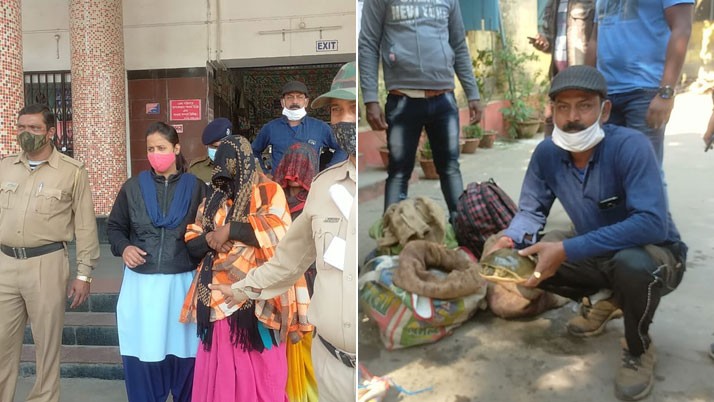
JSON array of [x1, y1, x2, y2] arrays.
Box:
[[252, 80, 347, 175], [488, 66, 686, 401], [585, 0, 693, 166]]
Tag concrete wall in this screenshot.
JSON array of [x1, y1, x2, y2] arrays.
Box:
[[22, 0, 356, 72], [22, 0, 72, 72]]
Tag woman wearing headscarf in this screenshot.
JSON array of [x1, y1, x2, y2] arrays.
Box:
[[107, 122, 205, 402], [180, 135, 311, 402], [272, 142, 319, 220], [272, 142, 320, 401]]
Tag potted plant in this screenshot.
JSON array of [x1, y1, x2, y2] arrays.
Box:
[[418, 139, 439, 179], [461, 124, 482, 154], [479, 129, 498, 149], [497, 42, 543, 139], [378, 145, 390, 169]]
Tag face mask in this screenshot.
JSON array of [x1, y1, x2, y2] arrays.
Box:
[[17, 131, 49, 153], [148, 152, 176, 173], [552, 106, 606, 153], [331, 122, 356, 157], [282, 107, 307, 121], [207, 147, 217, 162]]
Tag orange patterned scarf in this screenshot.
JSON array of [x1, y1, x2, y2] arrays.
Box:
[[180, 176, 312, 350]]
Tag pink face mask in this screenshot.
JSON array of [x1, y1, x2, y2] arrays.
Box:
[[148, 152, 176, 173]]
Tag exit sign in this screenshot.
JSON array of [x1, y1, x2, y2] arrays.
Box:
[[316, 40, 338, 52]]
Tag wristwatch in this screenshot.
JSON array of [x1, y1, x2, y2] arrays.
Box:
[[658, 85, 675, 100], [76, 275, 92, 283]]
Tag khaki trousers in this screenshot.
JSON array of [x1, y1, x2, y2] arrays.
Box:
[[311, 335, 355, 402], [0, 248, 69, 402]]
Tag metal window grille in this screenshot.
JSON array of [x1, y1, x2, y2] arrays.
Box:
[[23, 71, 73, 157]]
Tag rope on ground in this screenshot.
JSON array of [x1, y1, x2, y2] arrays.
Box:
[[358, 364, 433, 401]]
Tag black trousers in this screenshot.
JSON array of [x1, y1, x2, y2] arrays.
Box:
[[537, 230, 685, 356], [122, 354, 195, 402]]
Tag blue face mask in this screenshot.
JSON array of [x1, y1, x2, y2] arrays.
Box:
[[207, 147, 218, 162]]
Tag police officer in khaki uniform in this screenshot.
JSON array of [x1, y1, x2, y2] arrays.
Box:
[[0, 104, 100, 402], [211, 62, 357, 402], [188, 117, 233, 184]]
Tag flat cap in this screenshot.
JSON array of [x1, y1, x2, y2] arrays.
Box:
[[202, 117, 232, 145], [281, 81, 309, 96], [548, 65, 608, 100]]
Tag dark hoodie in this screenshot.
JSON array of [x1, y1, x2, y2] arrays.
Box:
[[359, 0, 480, 103]]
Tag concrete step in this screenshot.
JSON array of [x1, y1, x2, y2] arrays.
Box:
[[21, 345, 123, 380], [65, 292, 118, 313], [24, 312, 118, 346]]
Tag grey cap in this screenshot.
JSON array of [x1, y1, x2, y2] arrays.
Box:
[[548, 65, 608, 100], [281, 80, 309, 96]]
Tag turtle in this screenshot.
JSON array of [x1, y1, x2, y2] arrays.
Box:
[[478, 248, 537, 284]]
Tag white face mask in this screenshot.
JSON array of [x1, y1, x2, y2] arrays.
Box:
[[552, 106, 605, 153], [282, 107, 307, 121]]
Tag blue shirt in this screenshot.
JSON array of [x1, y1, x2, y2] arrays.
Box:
[[595, 0, 693, 94], [504, 124, 682, 261], [251, 116, 347, 174]]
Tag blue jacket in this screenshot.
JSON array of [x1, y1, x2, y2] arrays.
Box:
[[251, 115, 346, 174], [504, 124, 683, 261]]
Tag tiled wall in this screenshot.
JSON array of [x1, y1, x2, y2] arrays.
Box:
[[0, 0, 24, 157], [70, 0, 127, 216], [127, 69, 208, 177]]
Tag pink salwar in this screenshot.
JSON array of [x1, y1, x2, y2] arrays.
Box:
[[191, 319, 289, 402]]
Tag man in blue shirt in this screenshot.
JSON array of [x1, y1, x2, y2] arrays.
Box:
[[585, 0, 693, 167], [488, 66, 686, 401], [251, 80, 347, 175]]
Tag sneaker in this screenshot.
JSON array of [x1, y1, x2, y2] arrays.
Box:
[[567, 296, 623, 337], [710, 343, 714, 360], [614, 340, 656, 401]]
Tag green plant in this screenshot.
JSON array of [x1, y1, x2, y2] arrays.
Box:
[[473, 49, 498, 103], [420, 139, 433, 160], [496, 41, 544, 138], [462, 124, 483, 139]]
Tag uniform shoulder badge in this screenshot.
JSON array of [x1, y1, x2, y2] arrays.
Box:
[[0, 153, 20, 161], [312, 159, 349, 183], [189, 156, 208, 167], [59, 153, 85, 168]]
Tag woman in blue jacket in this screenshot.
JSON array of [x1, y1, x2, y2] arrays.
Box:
[[107, 122, 205, 402]]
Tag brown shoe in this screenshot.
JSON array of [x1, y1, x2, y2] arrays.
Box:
[[567, 297, 623, 337], [614, 340, 656, 401]]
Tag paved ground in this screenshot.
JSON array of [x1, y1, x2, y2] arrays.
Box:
[[358, 93, 714, 402], [14, 378, 128, 402]]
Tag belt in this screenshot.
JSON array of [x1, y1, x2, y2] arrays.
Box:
[[318, 334, 355, 369], [1, 242, 64, 259], [388, 89, 451, 98]]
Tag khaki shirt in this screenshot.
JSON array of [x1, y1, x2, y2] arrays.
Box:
[[188, 156, 214, 184], [0, 148, 100, 276], [234, 159, 356, 353]]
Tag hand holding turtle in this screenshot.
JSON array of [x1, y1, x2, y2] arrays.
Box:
[[520, 241, 566, 287]]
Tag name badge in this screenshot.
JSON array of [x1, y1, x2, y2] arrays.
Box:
[[324, 237, 346, 271]]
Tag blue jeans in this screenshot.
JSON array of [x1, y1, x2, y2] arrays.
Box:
[[607, 88, 664, 166], [383, 92, 463, 219]]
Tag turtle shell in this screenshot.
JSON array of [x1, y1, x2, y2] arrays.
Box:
[[478, 248, 537, 283]]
